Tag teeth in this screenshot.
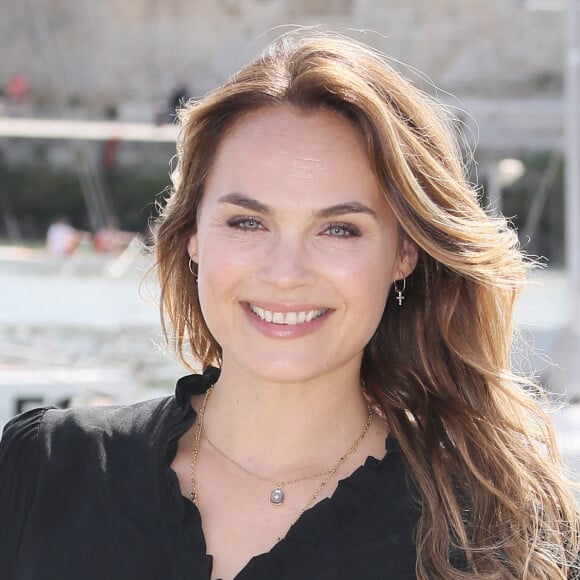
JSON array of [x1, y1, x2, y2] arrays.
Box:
[[250, 305, 327, 325]]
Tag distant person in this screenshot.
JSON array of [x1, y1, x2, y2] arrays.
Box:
[[45, 217, 81, 256], [6, 73, 28, 101], [154, 84, 189, 125], [5, 73, 29, 114], [167, 82, 188, 122], [92, 225, 136, 253], [1, 29, 579, 580]]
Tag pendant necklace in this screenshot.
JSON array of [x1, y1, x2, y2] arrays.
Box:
[[204, 427, 335, 505], [189, 385, 373, 508]]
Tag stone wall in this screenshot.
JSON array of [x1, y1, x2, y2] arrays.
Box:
[[1, 0, 564, 115]]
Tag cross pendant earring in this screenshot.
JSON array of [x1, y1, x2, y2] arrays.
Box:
[[393, 278, 406, 307], [396, 290, 404, 306]]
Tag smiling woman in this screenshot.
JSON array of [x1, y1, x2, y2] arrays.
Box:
[[1, 28, 579, 580], [186, 106, 413, 385]]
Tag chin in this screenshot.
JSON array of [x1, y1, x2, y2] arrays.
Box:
[[239, 351, 357, 387], [250, 362, 323, 385]]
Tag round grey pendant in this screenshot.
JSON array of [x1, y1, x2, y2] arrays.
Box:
[[270, 487, 284, 505]]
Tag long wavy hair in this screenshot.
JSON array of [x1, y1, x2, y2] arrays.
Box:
[[155, 28, 579, 578]]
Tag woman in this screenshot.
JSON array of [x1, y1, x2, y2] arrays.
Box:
[[1, 29, 578, 579]]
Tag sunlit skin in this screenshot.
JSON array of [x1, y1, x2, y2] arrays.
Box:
[[178, 105, 417, 579], [188, 105, 416, 390]]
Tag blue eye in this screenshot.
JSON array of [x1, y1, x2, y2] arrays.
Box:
[[322, 223, 361, 238], [227, 217, 264, 230]]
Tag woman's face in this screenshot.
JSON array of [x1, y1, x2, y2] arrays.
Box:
[[188, 105, 416, 385]]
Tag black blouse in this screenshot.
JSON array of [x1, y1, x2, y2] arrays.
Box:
[[0, 367, 421, 580]]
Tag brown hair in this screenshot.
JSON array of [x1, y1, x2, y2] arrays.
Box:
[[155, 28, 579, 578]]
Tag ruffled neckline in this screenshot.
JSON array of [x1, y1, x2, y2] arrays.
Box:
[[163, 367, 414, 579]]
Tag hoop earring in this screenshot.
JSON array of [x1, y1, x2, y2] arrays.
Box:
[[393, 278, 406, 306], [188, 258, 198, 282]]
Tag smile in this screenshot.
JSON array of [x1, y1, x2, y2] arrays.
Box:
[[249, 305, 328, 325]]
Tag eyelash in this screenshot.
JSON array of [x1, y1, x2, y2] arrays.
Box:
[[226, 216, 264, 230], [226, 216, 361, 238], [322, 222, 361, 238]]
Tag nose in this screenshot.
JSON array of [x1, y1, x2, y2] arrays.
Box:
[[257, 233, 314, 290]]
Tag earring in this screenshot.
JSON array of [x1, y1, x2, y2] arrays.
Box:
[[393, 278, 406, 306], [188, 258, 198, 281]]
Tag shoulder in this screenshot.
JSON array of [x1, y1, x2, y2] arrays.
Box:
[[0, 396, 184, 575], [0, 406, 51, 471], [1, 395, 175, 468], [0, 397, 177, 527], [39, 395, 175, 440]]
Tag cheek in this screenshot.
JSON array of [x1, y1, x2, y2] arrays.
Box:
[[199, 228, 265, 268], [196, 244, 226, 322], [327, 243, 396, 299], [195, 240, 252, 330], [196, 270, 230, 350]]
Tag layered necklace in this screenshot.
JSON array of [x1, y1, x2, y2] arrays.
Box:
[[189, 386, 373, 512]]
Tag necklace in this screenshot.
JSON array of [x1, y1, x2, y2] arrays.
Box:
[[205, 428, 335, 505], [189, 386, 374, 511]]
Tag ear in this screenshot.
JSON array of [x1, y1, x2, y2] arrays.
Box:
[[396, 236, 418, 279], [187, 233, 199, 263]]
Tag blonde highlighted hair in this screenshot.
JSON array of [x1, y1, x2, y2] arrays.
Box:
[[155, 28, 579, 578]]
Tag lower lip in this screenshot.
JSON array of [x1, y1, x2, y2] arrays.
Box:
[[243, 304, 331, 339]]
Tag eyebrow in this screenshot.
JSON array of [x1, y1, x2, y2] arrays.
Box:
[[218, 193, 378, 219], [315, 202, 377, 219], [218, 193, 271, 214]]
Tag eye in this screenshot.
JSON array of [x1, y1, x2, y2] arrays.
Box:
[[226, 216, 264, 231], [321, 222, 361, 238]]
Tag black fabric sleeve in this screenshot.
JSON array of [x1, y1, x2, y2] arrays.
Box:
[[0, 408, 52, 577]]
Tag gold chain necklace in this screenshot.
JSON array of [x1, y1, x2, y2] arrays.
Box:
[[205, 430, 336, 505], [189, 386, 373, 512]]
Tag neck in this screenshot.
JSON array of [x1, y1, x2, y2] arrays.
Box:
[[200, 363, 371, 477]]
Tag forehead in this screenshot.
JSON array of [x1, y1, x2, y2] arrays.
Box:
[[204, 105, 384, 206], [220, 105, 365, 159]]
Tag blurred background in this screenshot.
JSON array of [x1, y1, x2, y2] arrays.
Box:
[[0, 0, 578, 478]]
